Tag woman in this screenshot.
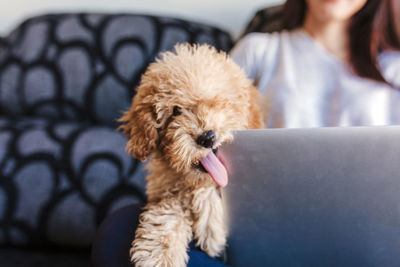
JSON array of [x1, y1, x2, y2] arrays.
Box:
[[92, 0, 400, 266], [231, 0, 400, 128]]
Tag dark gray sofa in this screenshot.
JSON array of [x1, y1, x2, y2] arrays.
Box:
[[0, 13, 232, 266]]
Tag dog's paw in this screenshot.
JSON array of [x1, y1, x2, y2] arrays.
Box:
[[192, 187, 227, 257], [130, 242, 188, 267], [197, 231, 226, 257]]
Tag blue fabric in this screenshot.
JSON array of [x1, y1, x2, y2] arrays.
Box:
[[188, 249, 228, 267], [91, 204, 229, 266]]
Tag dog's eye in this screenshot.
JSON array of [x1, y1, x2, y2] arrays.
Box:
[[173, 106, 182, 116]]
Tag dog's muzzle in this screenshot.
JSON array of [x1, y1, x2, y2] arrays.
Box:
[[196, 130, 216, 148]]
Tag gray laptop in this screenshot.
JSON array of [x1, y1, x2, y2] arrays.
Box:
[[219, 126, 400, 267]]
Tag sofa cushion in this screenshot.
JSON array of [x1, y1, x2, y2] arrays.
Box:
[[0, 117, 147, 248], [0, 13, 233, 127]]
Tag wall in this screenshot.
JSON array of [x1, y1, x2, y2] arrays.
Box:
[[0, 0, 284, 40]]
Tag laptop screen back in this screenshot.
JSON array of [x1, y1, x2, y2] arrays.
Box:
[[219, 127, 400, 267]]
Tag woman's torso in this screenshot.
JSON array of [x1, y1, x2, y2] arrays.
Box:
[[230, 29, 400, 128]]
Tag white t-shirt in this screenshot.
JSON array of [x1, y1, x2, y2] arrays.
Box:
[[230, 29, 400, 128]]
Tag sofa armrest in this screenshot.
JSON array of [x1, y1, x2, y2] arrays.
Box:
[[0, 36, 6, 59], [0, 37, 6, 47], [242, 5, 284, 37]]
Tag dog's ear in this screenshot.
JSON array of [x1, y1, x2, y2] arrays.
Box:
[[247, 84, 265, 129], [118, 86, 159, 162]]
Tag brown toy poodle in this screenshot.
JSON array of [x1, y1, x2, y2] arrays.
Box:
[[119, 43, 264, 267]]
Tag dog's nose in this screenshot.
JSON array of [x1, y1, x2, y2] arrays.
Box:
[[197, 130, 216, 148]]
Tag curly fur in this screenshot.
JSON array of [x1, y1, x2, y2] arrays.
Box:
[[119, 43, 264, 267]]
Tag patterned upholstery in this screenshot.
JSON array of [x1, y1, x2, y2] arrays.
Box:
[[0, 13, 232, 126], [0, 13, 232, 249], [0, 117, 147, 247]]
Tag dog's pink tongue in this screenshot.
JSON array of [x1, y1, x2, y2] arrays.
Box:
[[200, 152, 228, 187]]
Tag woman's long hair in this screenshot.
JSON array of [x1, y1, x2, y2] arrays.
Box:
[[282, 0, 400, 85]]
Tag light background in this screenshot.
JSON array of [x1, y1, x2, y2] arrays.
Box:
[[0, 0, 284, 40]]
